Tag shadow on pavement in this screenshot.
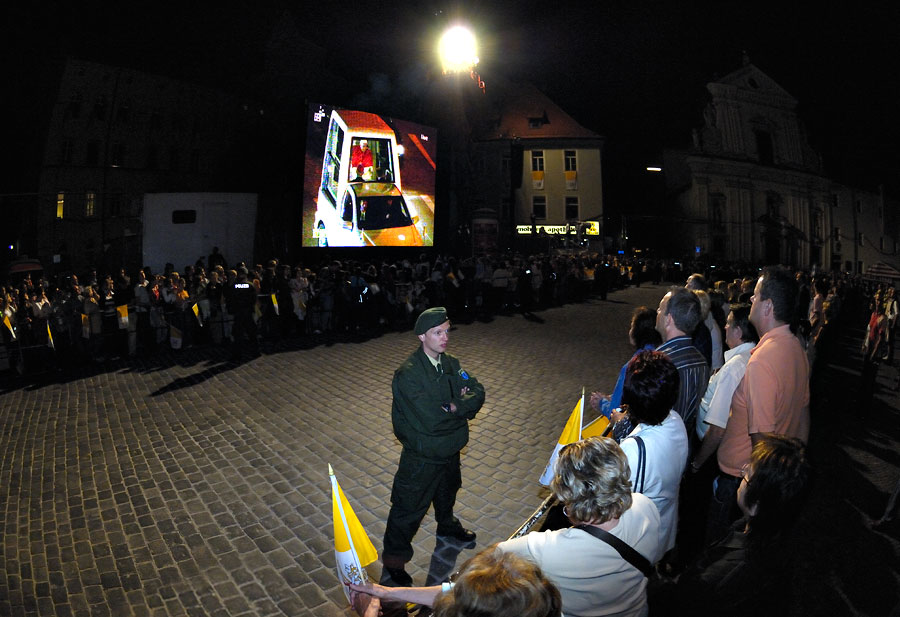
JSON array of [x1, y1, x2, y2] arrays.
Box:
[[793, 323, 900, 616]]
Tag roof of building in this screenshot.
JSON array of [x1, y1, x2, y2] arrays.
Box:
[[477, 79, 600, 142]]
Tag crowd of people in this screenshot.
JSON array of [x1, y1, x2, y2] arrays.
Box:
[[0, 249, 677, 372], [344, 264, 894, 617]]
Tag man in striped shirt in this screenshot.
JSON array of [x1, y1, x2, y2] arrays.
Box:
[[655, 287, 710, 438]]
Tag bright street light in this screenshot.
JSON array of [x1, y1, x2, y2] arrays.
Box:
[[438, 25, 479, 74]]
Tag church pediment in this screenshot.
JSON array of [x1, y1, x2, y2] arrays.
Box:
[[709, 63, 797, 106]]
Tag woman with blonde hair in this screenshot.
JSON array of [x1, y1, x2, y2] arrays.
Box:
[[498, 437, 661, 616]]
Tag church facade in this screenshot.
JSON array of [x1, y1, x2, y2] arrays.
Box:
[[664, 60, 897, 273]]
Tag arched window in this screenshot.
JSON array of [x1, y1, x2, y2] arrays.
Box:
[[710, 193, 726, 230]]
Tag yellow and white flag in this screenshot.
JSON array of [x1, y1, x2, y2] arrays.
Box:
[[46, 323, 55, 350], [330, 464, 376, 602], [2, 314, 15, 341], [169, 325, 182, 349], [117, 305, 129, 329], [271, 293, 279, 316], [539, 390, 585, 486], [192, 303, 202, 325], [81, 314, 90, 339]]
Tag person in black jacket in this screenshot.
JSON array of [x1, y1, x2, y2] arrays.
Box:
[[226, 267, 258, 362]]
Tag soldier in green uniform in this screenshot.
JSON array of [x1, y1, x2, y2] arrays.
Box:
[[382, 307, 486, 586]]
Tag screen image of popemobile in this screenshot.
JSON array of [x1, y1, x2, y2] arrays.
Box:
[[311, 108, 434, 247]]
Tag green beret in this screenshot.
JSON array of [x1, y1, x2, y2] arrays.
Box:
[[415, 306, 449, 335]]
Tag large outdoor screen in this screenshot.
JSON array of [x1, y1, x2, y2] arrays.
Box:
[[302, 103, 437, 248]]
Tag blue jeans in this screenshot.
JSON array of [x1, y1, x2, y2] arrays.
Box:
[[705, 472, 742, 545]]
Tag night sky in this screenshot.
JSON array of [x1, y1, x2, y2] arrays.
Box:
[[4, 2, 899, 198]]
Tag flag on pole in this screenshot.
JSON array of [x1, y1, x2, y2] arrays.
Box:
[[192, 303, 202, 325], [46, 323, 55, 350], [330, 464, 377, 602], [539, 390, 585, 486], [81, 314, 90, 339], [271, 293, 279, 316], [2, 314, 15, 340], [581, 414, 611, 439]]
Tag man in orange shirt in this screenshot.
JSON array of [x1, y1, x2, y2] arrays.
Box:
[[708, 266, 810, 542]]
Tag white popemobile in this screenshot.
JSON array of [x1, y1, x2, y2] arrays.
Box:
[[314, 109, 423, 247]]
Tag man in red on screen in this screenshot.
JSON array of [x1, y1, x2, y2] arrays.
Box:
[[350, 139, 374, 181]]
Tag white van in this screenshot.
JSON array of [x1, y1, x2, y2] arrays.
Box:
[[314, 109, 423, 247]]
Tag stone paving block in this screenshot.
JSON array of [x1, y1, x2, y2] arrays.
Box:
[[294, 582, 329, 609]]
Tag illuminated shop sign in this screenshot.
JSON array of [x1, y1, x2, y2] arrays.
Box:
[[516, 221, 599, 236]]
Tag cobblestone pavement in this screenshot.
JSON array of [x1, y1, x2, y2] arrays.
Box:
[[1, 283, 899, 616]]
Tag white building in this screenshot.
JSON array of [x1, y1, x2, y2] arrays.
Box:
[[664, 58, 898, 272]]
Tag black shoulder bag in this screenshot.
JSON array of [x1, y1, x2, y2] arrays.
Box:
[[574, 524, 654, 579]]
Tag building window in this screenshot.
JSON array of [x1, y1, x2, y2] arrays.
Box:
[[169, 147, 180, 171], [147, 144, 158, 170], [766, 193, 781, 219], [190, 149, 201, 173], [565, 197, 579, 220], [107, 194, 121, 218], [532, 196, 547, 219], [811, 245, 822, 266], [56, 193, 65, 219], [473, 153, 485, 175], [531, 150, 544, 172], [67, 94, 82, 118], [94, 98, 107, 120], [172, 210, 197, 224], [812, 210, 823, 241], [111, 142, 125, 167], [711, 194, 726, 231], [60, 139, 74, 164], [754, 129, 774, 165], [116, 104, 130, 124], [564, 150, 577, 172], [528, 112, 548, 129], [85, 192, 96, 217], [86, 140, 100, 166]]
